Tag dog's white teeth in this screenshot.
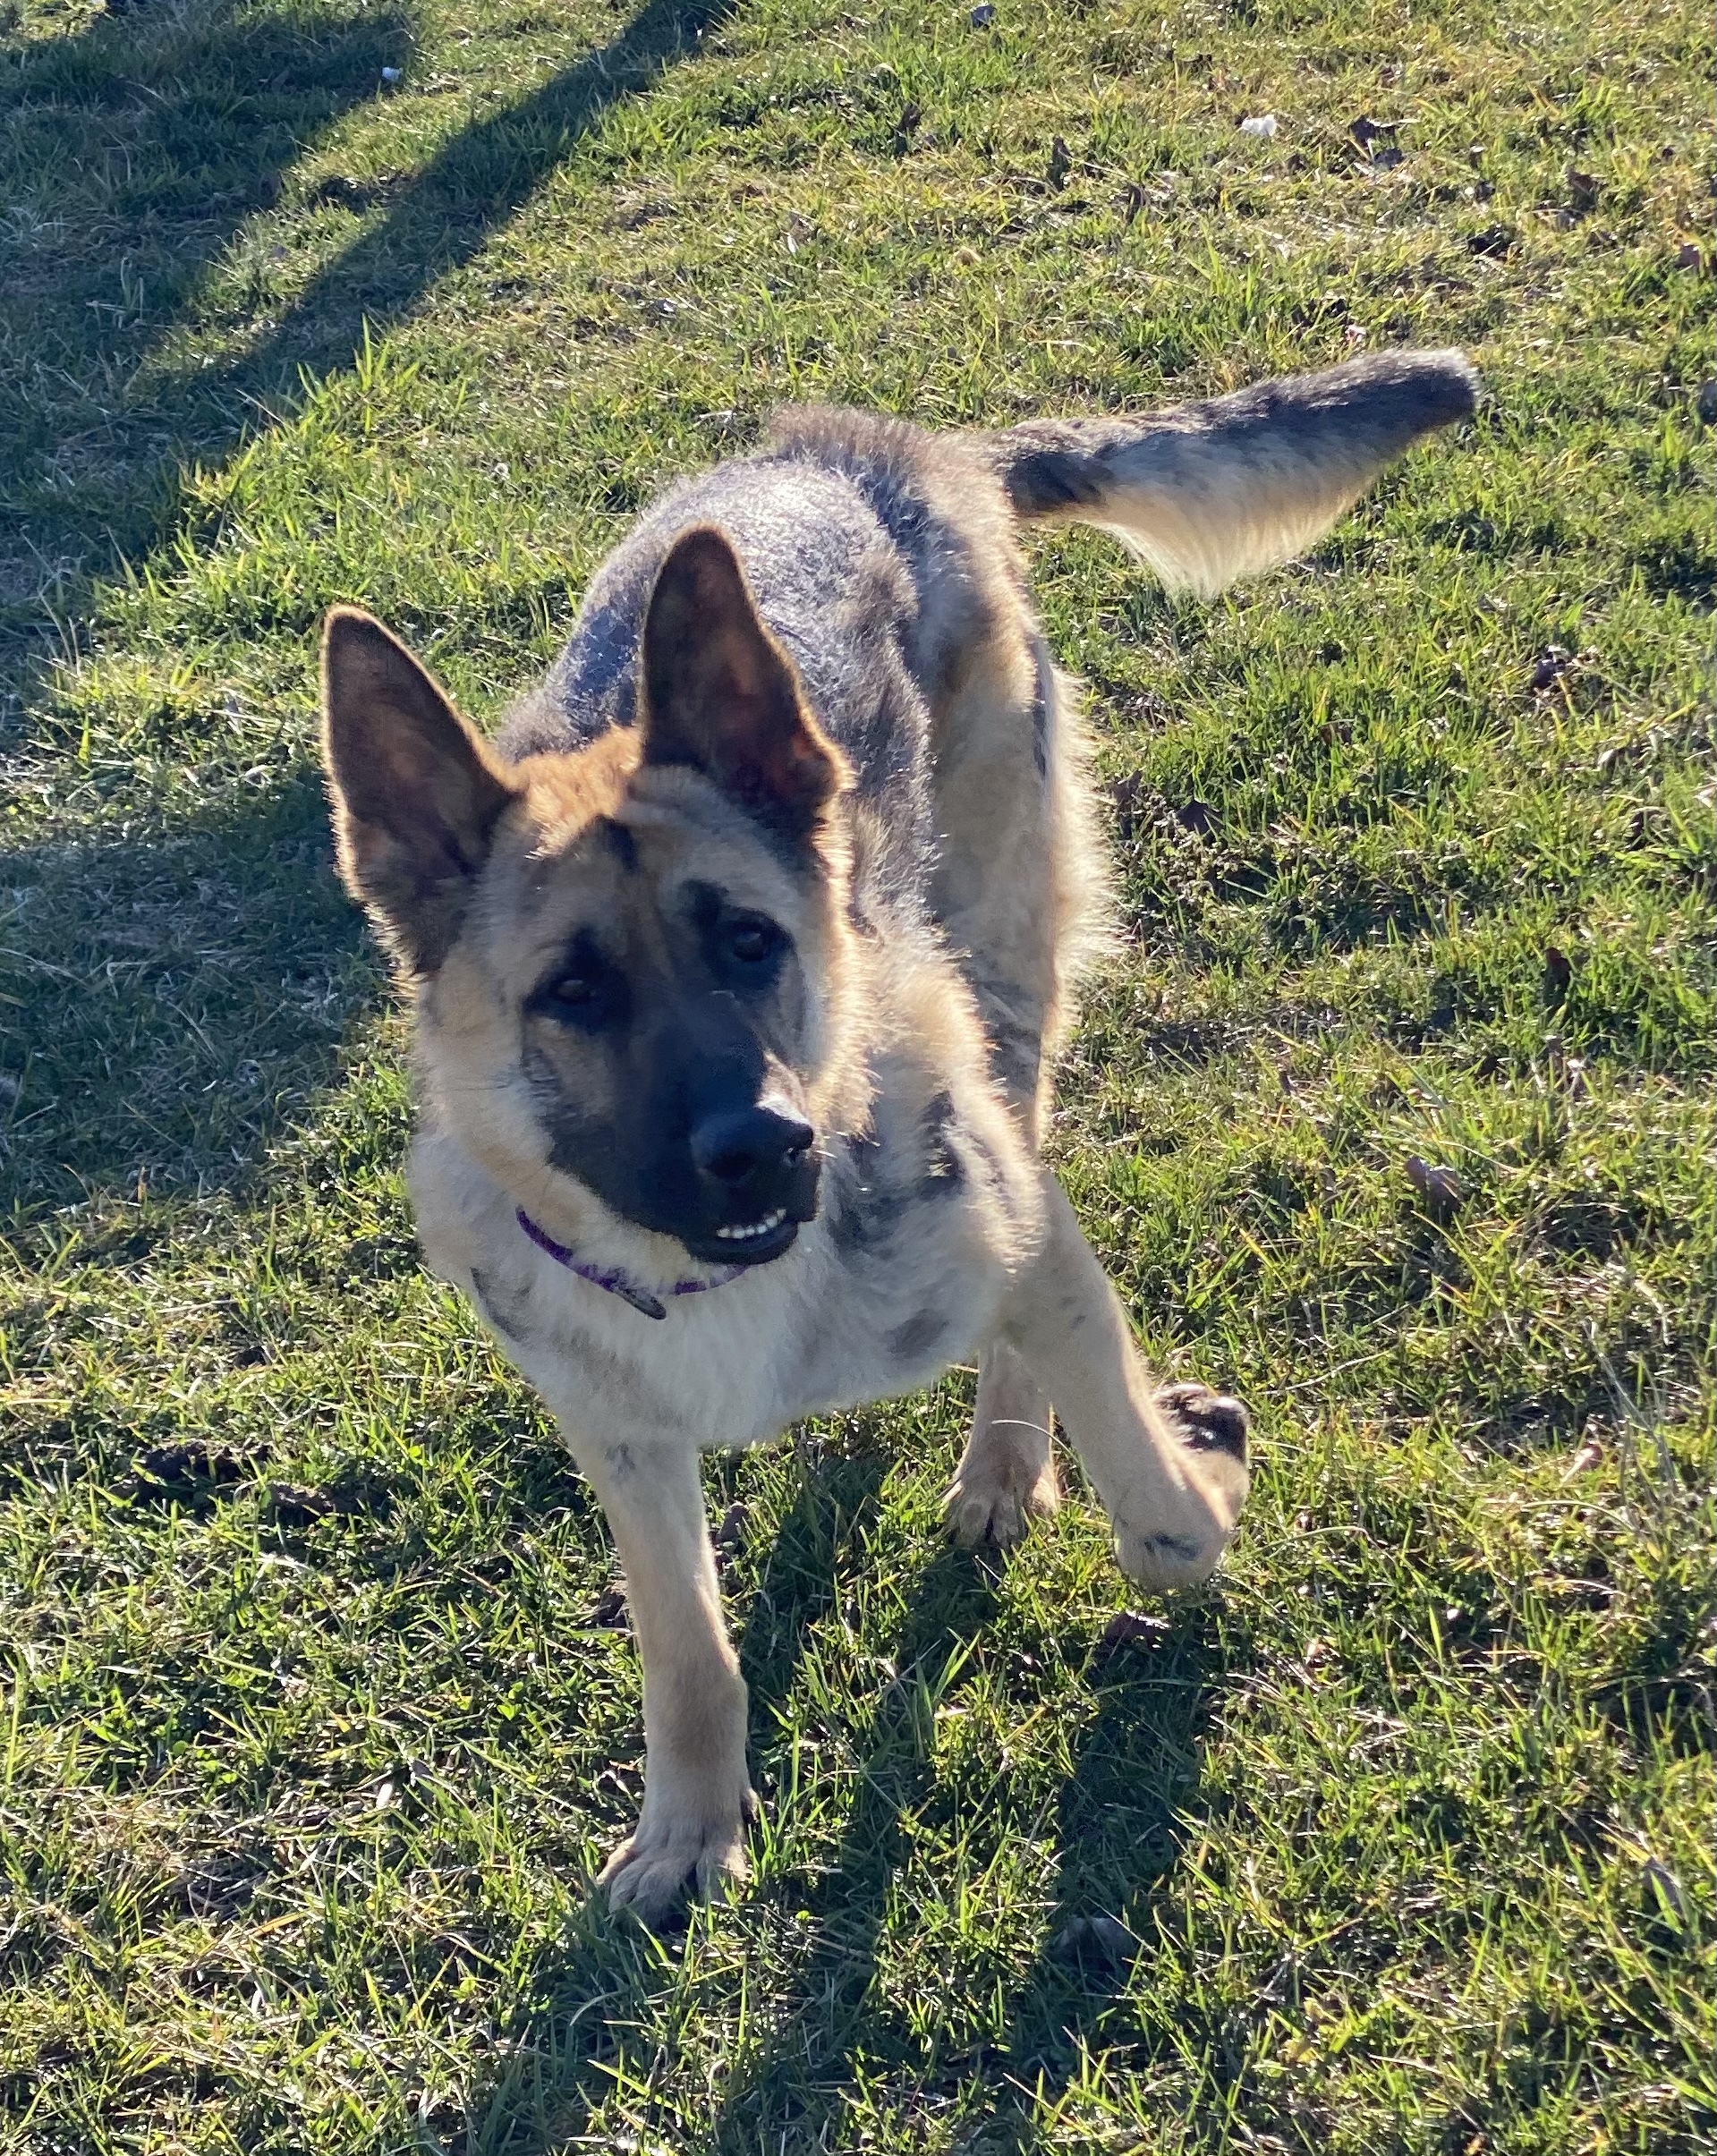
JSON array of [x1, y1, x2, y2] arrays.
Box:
[[716, 1209, 786, 1244]]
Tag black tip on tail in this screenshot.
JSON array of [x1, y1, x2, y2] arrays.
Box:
[[1288, 346, 1481, 435]]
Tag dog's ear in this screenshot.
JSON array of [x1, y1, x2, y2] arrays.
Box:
[[320, 607, 520, 974], [638, 526, 846, 841]]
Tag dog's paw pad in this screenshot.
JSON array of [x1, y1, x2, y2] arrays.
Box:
[[1157, 1381, 1250, 1464]]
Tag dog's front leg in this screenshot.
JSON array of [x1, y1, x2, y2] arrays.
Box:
[[999, 1179, 1251, 1591], [573, 1430, 754, 1920], [944, 1338, 1059, 1547]]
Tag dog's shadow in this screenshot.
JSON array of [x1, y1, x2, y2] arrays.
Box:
[[714, 1556, 1243, 2152], [469, 1437, 1244, 2155], [987, 1605, 1243, 2147]]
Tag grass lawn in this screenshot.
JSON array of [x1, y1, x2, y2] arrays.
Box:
[[1, 0, 1713, 2148]]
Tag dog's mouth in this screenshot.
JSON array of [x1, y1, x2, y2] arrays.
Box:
[[715, 1205, 789, 1246], [684, 1208, 800, 1268]]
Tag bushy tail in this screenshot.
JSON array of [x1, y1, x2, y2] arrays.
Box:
[[982, 349, 1478, 599]]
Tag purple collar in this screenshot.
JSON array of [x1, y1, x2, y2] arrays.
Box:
[[516, 1209, 742, 1320]]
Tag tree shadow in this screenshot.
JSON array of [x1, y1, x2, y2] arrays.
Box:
[[0, 0, 407, 666], [200, 0, 735, 412], [1, 0, 735, 1220], [4, 0, 734, 701]]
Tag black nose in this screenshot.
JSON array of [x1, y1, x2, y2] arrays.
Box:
[[690, 1105, 813, 1193]]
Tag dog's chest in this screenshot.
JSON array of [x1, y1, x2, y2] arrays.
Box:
[[412, 1104, 1013, 1448]]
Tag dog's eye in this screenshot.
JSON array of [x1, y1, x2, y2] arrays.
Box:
[[725, 917, 782, 967], [539, 968, 625, 1029], [531, 933, 626, 1031]]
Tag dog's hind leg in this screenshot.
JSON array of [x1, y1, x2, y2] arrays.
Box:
[[927, 625, 1098, 1547], [944, 1338, 1059, 1548], [998, 1178, 1251, 1591], [925, 632, 1246, 1570], [572, 1430, 755, 1922]]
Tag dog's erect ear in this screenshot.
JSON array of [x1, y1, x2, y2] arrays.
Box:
[[639, 526, 846, 841], [320, 607, 520, 974]]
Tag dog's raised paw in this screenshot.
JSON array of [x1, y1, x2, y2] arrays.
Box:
[[1111, 1517, 1227, 1593], [1157, 1380, 1250, 1464], [1109, 1385, 1252, 1591]]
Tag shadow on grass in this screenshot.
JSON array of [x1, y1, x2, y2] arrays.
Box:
[[4, 0, 734, 690], [711, 1529, 1011, 2146], [990, 1603, 1242, 2148], [435, 1439, 893, 2147], [0, 0, 406, 664], [0, 768, 376, 1221], [458, 1434, 1243, 2154], [1, 0, 735, 1218], [202, 0, 735, 409]]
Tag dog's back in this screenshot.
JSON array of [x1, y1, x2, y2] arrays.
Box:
[[498, 416, 992, 921], [499, 351, 1478, 940]]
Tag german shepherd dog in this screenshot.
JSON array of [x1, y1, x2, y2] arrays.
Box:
[[320, 350, 1476, 1920]]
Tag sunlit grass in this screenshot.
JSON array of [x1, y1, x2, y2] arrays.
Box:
[[0, 1, 1711, 2150]]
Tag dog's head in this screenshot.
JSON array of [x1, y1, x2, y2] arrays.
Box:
[[321, 527, 863, 1269]]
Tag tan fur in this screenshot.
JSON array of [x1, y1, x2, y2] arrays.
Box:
[[319, 355, 1474, 1920], [945, 1339, 1059, 1546], [375, 590, 1238, 1919]]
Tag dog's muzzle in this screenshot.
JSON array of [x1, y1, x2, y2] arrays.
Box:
[[684, 1101, 819, 1262]]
